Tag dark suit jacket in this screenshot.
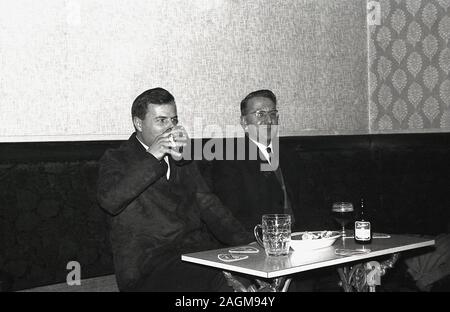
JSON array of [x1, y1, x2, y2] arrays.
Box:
[[97, 133, 252, 291], [208, 137, 301, 232]]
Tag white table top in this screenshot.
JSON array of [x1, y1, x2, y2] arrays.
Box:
[[181, 234, 435, 278]]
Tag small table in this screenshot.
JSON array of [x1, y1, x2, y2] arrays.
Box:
[[182, 234, 435, 292]]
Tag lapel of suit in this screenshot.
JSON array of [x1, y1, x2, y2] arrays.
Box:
[[129, 132, 152, 161], [243, 136, 268, 176], [245, 136, 295, 222]]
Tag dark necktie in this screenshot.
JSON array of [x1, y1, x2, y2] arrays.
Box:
[[266, 147, 272, 163], [269, 150, 295, 225]]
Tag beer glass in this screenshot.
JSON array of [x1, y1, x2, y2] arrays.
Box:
[[254, 214, 291, 256]]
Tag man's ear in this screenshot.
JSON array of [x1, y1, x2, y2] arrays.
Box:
[[133, 116, 143, 132], [240, 116, 247, 129]]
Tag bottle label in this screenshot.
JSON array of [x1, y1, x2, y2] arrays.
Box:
[[355, 221, 371, 241]]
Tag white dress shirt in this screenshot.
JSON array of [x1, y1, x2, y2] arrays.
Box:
[[249, 138, 273, 164]]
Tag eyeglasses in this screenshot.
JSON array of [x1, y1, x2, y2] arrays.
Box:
[[245, 109, 279, 120], [154, 117, 179, 127]]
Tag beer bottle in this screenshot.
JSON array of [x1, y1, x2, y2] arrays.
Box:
[[354, 198, 372, 244]]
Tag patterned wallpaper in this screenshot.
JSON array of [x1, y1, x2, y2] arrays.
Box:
[[369, 0, 450, 132], [6, 1, 448, 140]]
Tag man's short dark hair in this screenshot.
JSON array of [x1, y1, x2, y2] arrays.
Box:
[[131, 87, 175, 119], [240, 89, 277, 115]]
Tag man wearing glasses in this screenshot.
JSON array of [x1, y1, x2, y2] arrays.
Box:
[[207, 89, 329, 291], [97, 87, 252, 291], [210, 89, 298, 233]]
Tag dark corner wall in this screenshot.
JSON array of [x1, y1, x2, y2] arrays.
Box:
[[1, 133, 449, 291]]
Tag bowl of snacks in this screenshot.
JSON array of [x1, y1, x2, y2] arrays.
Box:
[[290, 230, 341, 251]]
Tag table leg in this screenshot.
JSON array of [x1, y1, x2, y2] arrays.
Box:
[[223, 271, 292, 292], [337, 253, 400, 292]]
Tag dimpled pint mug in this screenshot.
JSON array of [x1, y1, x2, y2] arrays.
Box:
[[254, 214, 291, 256]]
